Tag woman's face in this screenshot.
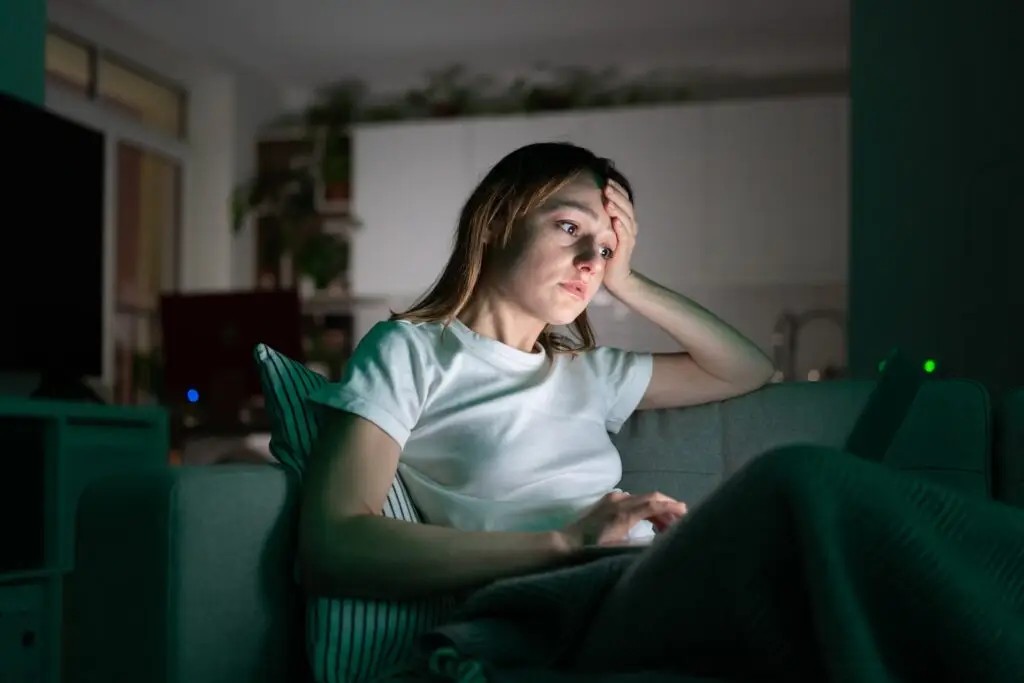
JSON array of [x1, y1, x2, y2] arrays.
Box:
[[485, 177, 619, 326]]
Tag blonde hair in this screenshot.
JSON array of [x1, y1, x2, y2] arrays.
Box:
[[391, 142, 634, 355]]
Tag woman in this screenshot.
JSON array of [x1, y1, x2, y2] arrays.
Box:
[[298, 141, 773, 600], [298, 142, 1024, 681]]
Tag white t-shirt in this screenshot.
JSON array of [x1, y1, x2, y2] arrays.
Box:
[[308, 318, 654, 537]]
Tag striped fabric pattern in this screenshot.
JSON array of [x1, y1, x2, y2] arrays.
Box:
[[253, 343, 456, 683]]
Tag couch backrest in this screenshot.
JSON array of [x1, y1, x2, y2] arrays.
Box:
[[613, 379, 992, 508], [67, 379, 995, 683]]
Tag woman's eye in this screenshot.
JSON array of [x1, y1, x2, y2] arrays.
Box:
[[557, 221, 577, 235]]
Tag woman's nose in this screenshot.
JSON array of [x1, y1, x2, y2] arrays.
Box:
[[575, 245, 602, 273]]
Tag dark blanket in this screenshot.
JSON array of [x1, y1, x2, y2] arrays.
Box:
[[396, 445, 1024, 683]]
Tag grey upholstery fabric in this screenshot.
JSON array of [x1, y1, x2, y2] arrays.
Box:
[[65, 465, 304, 683], [65, 379, 997, 683], [614, 380, 991, 508]]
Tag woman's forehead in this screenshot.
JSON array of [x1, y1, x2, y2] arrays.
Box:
[[538, 178, 604, 214]]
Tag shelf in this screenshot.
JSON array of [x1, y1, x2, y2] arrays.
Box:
[[0, 400, 169, 573], [0, 398, 170, 683], [300, 293, 389, 315], [0, 416, 52, 576], [0, 569, 62, 586]]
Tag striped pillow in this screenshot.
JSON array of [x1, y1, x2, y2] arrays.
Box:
[[254, 343, 456, 683]]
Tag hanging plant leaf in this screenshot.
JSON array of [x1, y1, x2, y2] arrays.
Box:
[[321, 132, 352, 185], [294, 231, 349, 290], [305, 79, 368, 129]]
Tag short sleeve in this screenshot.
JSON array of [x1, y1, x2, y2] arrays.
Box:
[[585, 347, 654, 433], [306, 321, 431, 449]]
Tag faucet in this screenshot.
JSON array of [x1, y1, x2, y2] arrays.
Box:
[[772, 308, 846, 381]]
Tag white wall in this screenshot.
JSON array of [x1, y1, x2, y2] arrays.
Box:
[[348, 95, 849, 373], [231, 74, 291, 289]]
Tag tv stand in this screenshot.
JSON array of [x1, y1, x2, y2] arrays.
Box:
[[31, 374, 104, 404], [0, 397, 168, 683]]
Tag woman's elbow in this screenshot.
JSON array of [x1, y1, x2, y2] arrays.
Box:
[[296, 513, 379, 598], [296, 521, 331, 595]]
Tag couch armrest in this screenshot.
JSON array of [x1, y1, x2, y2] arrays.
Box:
[[995, 389, 1024, 507], [64, 464, 304, 683]]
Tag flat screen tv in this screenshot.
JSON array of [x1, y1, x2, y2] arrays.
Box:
[[0, 92, 106, 401]]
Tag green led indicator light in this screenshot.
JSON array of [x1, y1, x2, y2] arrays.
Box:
[[879, 358, 937, 373]]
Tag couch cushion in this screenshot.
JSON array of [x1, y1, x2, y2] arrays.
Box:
[[66, 466, 303, 683], [614, 380, 992, 507], [254, 344, 454, 683]]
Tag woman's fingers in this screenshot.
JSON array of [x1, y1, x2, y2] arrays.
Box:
[[623, 492, 687, 521]]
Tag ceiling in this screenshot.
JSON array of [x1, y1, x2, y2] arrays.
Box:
[[81, 0, 849, 90]]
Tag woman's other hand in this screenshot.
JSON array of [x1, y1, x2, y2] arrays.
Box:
[[559, 491, 687, 549]]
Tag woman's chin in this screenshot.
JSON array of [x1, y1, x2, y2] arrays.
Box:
[[546, 306, 588, 327]]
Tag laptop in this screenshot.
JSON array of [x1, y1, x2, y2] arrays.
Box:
[[843, 348, 928, 462], [577, 537, 655, 560], [578, 349, 927, 557]]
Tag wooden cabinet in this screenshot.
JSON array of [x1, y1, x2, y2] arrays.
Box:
[[252, 136, 315, 289]]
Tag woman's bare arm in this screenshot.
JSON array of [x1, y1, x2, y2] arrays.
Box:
[[297, 411, 577, 600]]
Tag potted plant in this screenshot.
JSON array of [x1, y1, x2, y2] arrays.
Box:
[[318, 132, 351, 208], [232, 158, 350, 294], [305, 80, 364, 214], [293, 229, 350, 292], [233, 78, 366, 292], [422, 65, 493, 117]]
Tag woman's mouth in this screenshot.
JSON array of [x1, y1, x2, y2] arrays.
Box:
[[560, 282, 587, 300]]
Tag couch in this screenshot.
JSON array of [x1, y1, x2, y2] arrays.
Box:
[[995, 386, 1024, 508], [64, 379, 1019, 683]]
